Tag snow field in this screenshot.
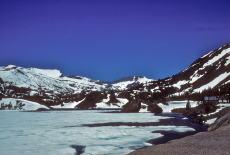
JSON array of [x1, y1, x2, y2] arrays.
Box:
[[51, 98, 86, 109], [158, 101, 198, 112], [0, 98, 48, 110]]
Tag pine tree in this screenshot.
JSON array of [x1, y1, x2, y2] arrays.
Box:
[[186, 100, 191, 110]]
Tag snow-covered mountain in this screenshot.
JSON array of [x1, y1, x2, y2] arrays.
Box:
[[171, 43, 230, 93], [0, 42, 229, 109], [0, 65, 152, 94], [133, 42, 230, 96]]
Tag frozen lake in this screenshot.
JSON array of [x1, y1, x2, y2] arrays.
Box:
[[0, 110, 204, 155]]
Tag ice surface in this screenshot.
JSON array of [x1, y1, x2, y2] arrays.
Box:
[[0, 110, 195, 155]]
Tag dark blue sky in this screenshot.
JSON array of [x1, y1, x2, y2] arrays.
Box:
[[1, 0, 230, 81]]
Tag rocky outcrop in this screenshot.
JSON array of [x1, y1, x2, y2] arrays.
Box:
[[106, 91, 120, 105], [208, 112, 230, 131], [76, 91, 104, 109], [121, 99, 141, 113], [172, 103, 217, 116], [147, 102, 163, 114]]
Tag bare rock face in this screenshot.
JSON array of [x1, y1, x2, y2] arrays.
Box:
[[121, 99, 141, 113], [106, 91, 120, 105], [208, 113, 230, 131], [76, 91, 104, 109], [147, 103, 163, 114]]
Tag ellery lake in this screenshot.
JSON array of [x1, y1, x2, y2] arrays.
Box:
[[0, 104, 205, 155]]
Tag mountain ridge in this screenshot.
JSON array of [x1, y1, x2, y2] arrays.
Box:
[[0, 65, 153, 93], [0, 42, 230, 109]]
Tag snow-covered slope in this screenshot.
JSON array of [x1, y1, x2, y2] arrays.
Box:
[[0, 65, 104, 93], [138, 43, 230, 95], [0, 98, 48, 110], [158, 101, 198, 113], [0, 65, 153, 94], [182, 44, 230, 92], [110, 76, 153, 90]]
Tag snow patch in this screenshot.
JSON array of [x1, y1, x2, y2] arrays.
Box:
[[139, 103, 148, 112], [204, 103, 230, 124], [116, 98, 129, 104], [3, 65, 18, 69], [0, 98, 48, 110], [51, 98, 86, 109], [158, 101, 198, 112], [225, 55, 230, 66], [172, 80, 188, 89], [201, 51, 212, 58], [202, 48, 230, 69], [206, 118, 216, 125], [96, 97, 128, 109], [29, 68, 62, 78]]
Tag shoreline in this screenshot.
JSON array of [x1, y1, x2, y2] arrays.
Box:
[[80, 112, 206, 153], [128, 107, 230, 155], [147, 130, 199, 145], [127, 124, 230, 155]]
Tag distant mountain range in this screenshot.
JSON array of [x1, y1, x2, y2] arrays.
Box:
[[0, 42, 229, 109], [0, 65, 152, 93]]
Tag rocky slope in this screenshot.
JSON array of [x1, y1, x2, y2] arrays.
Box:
[[130, 43, 230, 97], [128, 124, 230, 155]]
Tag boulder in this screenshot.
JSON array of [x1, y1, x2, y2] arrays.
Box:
[[121, 99, 141, 113], [147, 103, 163, 114], [183, 109, 198, 116], [36, 108, 49, 111]]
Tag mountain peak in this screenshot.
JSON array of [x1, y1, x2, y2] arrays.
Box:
[[111, 76, 150, 83], [6, 64, 17, 68], [29, 68, 62, 79], [1, 65, 18, 70]]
